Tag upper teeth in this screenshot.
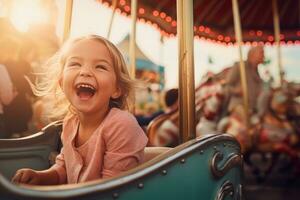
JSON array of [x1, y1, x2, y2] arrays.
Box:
[[77, 84, 95, 90]]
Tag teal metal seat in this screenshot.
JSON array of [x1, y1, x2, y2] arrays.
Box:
[[0, 121, 62, 180], [0, 123, 242, 200]]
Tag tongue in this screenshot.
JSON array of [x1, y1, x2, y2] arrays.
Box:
[[78, 91, 93, 100]]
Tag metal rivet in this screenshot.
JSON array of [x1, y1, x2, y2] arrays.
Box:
[[180, 158, 185, 163], [162, 169, 167, 175], [200, 150, 204, 154], [214, 146, 217, 150], [138, 183, 144, 189], [230, 192, 233, 196], [112, 192, 119, 199]]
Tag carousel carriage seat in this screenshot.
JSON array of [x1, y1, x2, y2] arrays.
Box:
[[144, 146, 172, 162], [0, 121, 172, 180], [0, 121, 242, 200], [0, 121, 63, 180]]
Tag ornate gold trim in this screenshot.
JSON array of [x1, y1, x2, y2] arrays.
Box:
[[215, 180, 234, 200], [210, 151, 243, 179]]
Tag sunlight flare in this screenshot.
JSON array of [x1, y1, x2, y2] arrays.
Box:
[[9, 0, 48, 32]]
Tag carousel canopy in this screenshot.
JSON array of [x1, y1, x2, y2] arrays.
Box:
[[97, 0, 300, 45]]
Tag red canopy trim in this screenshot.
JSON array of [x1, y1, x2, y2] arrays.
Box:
[[97, 0, 300, 45]]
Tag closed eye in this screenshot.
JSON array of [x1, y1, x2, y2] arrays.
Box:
[[68, 62, 81, 67], [95, 64, 108, 70]]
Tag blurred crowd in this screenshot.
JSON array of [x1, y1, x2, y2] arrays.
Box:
[[0, 35, 35, 138], [0, 17, 59, 138]]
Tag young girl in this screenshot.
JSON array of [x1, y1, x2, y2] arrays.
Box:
[[11, 35, 148, 185]]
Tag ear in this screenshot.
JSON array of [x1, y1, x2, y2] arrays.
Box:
[[111, 87, 121, 99]]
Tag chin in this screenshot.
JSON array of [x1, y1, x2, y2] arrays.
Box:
[[74, 106, 93, 114]]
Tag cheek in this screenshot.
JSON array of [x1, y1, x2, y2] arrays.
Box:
[[60, 72, 73, 92], [62, 69, 73, 82], [107, 74, 118, 88]]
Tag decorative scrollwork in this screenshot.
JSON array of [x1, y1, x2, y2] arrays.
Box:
[[210, 151, 243, 179], [215, 181, 234, 200]]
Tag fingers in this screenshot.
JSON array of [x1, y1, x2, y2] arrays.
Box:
[[11, 170, 24, 184], [11, 169, 38, 185], [19, 170, 33, 184], [27, 175, 40, 185]]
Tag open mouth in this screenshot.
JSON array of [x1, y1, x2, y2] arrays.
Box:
[[76, 83, 96, 99]]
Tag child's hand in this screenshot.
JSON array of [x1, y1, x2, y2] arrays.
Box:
[[11, 168, 41, 185]]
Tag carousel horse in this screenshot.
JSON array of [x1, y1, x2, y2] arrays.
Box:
[[243, 88, 300, 183], [286, 82, 300, 139], [147, 69, 229, 147], [255, 88, 298, 152], [217, 104, 253, 153]]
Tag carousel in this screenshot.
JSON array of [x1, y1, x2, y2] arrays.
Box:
[[0, 0, 299, 199]]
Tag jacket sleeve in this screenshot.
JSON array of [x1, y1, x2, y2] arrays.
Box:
[[49, 147, 67, 184], [48, 117, 72, 184]]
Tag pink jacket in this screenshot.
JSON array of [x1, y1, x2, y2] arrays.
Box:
[[51, 108, 148, 184]]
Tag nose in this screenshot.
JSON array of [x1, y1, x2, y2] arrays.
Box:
[[79, 65, 92, 77]]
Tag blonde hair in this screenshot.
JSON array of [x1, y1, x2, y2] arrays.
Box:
[[33, 35, 135, 120]]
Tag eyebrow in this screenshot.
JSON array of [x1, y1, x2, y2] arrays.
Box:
[[67, 56, 111, 65], [93, 59, 111, 65]]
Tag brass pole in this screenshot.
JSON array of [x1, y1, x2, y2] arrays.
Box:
[[272, 0, 283, 85], [232, 0, 249, 127], [129, 0, 137, 78], [129, 0, 137, 113], [107, 0, 117, 40], [177, 0, 196, 143], [63, 0, 73, 41]]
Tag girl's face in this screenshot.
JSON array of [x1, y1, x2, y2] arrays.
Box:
[[60, 39, 121, 116]]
